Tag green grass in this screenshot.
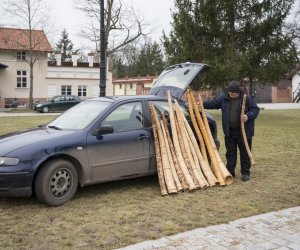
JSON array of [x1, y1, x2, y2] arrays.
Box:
[[0, 110, 299, 249]]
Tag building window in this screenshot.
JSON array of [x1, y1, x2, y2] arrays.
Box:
[[119, 84, 122, 89], [130, 84, 133, 89], [61, 85, 72, 95], [16, 70, 27, 88], [17, 51, 26, 60], [78, 85, 87, 97]]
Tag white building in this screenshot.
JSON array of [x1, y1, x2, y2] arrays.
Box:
[[47, 52, 113, 99], [291, 64, 300, 102], [113, 76, 157, 96], [0, 27, 112, 108]]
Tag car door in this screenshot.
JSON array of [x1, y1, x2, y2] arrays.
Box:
[[65, 95, 75, 109], [50, 96, 64, 111], [86, 100, 151, 181]]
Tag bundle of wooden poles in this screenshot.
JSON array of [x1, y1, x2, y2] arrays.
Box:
[[150, 90, 233, 195]]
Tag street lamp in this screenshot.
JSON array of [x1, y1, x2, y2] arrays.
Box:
[[99, 0, 106, 97]]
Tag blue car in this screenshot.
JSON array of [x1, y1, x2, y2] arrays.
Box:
[[0, 63, 219, 206]]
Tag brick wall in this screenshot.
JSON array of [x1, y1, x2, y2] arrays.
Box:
[[256, 85, 273, 103], [277, 89, 292, 103]]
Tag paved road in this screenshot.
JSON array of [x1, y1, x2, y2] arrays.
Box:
[[258, 103, 300, 109], [118, 207, 300, 250]]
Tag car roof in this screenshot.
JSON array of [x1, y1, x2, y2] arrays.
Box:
[[89, 95, 168, 103]]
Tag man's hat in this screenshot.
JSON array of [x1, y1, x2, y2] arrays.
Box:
[[227, 81, 241, 93]]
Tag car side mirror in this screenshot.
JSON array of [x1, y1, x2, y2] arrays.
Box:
[[92, 124, 114, 136]]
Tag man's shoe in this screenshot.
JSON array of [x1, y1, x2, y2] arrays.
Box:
[[242, 175, 250, 181]]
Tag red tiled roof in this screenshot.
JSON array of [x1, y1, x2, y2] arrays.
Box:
[[0, 27, 52, 52]]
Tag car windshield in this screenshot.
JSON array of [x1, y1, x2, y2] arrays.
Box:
[[48, 100, 111, 130]]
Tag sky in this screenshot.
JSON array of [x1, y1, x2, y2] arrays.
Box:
[[48, 0, 175, 50]]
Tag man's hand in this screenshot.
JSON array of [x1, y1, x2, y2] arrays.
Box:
[[241, 114, 248, 123]]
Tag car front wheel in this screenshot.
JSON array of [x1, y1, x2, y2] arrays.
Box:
[[42, 106, 49, 113], [34, 159, 78, 206]]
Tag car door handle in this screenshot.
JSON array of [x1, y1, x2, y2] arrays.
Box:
[[138, 135, 148, 140]]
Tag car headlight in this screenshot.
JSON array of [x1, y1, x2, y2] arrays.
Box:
[[0, 157, 19, 166], [35, 104, 42, 107]]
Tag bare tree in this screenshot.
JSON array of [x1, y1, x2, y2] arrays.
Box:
[[1, 0, 51, 109], [75, 0, 147, 56]]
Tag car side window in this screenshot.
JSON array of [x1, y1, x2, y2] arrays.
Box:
[[151, 101, 190, 121], [102, 102, 144, 133]]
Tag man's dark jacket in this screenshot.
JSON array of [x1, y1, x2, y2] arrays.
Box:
[[203, 91, 260, 138]]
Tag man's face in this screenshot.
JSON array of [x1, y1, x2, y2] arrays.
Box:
[[228, 92, 240, 99]]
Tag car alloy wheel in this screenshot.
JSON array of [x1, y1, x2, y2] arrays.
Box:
[[42, 106, 49, 113], [49, 168, 72, 198]]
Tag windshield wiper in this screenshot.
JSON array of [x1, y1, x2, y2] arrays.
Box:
[[48, 125, 62, 130]]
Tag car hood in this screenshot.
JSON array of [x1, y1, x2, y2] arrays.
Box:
[[0, 127, 78, 156], [35, 100, 52, 106], [148, 62, 211, 99]]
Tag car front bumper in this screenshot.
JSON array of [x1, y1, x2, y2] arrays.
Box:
[[0, 172, 33, 197], [33, 106, 42, 112]]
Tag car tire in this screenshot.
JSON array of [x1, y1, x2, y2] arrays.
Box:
[[42, 106, 49, 113], [34, 159, 78, 206]]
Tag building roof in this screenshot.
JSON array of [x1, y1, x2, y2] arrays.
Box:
[[113, 76, 156, 84], [0, 27, 52, 52]]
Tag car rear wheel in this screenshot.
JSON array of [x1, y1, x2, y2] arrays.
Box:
[[34, 159, 78, 206], [42, 106, 49, 113]]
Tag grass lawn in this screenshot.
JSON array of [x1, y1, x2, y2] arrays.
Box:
[[0, 110, 299, 249]]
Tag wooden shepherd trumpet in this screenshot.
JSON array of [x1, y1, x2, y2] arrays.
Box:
[[149, 103, 177, 194], [197, 93, 233, 185], [187, 90, 226, 186], [167, 92, 196, 190], [241, 94, 255, 166]]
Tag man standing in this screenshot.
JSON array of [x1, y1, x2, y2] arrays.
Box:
[[203, 81, 260, 181]]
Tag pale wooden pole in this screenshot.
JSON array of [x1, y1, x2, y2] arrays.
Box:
[[241, 94, 255, 166]]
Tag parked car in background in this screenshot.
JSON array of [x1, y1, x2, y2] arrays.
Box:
[[33, 95, 81, 113], [0, 63, 219, 206]]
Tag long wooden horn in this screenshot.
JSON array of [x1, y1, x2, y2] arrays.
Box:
[[161, 114, 189, 190], [174, 101, 207, 188], [241, 94, 255, 166], [167, 92, 196, 190], [188, 90, 225, 186], [160, 119, 183, 192], [149, 103, 177, 194], [150, 108, 168, 195], [176, 102, 209, 188], [179, 103, 217, 186], [186, 91, 208, 163], [197, 93, 233, 185]]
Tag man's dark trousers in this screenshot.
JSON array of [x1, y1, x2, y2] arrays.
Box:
[[225, 129, 252, 177]]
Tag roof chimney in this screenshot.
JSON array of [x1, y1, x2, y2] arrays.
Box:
[[55, 51, 61, 66], [88, 53, 94, 67], [71, 52, 78, 67]]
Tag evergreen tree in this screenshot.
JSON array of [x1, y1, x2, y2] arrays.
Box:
[[136, 41, 165, 76], [112, 41, 165, 78], [163, 0, 299, 94], [55, 29, 74, 61]]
